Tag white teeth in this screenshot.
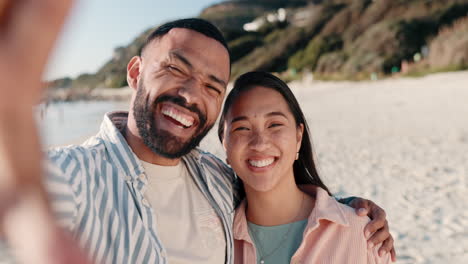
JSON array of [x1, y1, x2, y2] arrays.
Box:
[[162, 108, 194, 127], [249, 158, 274, 168]]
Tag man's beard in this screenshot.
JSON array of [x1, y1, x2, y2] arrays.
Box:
[[133, 82, 213, 159]]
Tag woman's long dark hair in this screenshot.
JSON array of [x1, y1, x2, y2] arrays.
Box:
[[218, 71, 331, 197]]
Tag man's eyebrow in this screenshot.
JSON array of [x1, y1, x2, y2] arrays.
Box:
[[170, 51, 193, 69], [170, 51, 227, 89], [209, 75, 227, 89]]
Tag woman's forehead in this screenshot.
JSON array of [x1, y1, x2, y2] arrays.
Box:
[[229, 87, 290, 117]]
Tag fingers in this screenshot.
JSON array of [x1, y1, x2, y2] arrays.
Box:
[[375, 222, 392, 253], [3, 191, 92, 264], [376, 232, 396, 262], [390, 248, 397, 262], [349, 197, 371, 216], [363, 201, 386, 237], [0, 0, 75, 107], [367, 219, 389, 246], [368, 219, 397, 262], [3, 191, 54, 264], [3, 0, 74, 77]]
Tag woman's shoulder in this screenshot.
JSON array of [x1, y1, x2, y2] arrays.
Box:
[[314, 188, 371, 230], [336, 201, 371, 227], [328, 200, 391, 264]]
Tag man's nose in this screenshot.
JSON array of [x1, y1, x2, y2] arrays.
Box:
[[177, 78, 203, 105]]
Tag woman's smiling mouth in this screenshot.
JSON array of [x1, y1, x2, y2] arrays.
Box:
[[246, 157, 277, 171]]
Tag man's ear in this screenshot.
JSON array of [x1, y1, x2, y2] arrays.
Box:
[[296, 123, 304, 153], [127, 56, 142, 90]]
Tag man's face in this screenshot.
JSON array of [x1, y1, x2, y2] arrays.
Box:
[[131, 28, 230, 158]]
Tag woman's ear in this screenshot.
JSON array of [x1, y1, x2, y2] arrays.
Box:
[[127, 56, 142, 90], [296, 123, 304, 153]]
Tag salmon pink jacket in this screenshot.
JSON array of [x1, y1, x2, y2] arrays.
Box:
[[233, 188, 391, 264]]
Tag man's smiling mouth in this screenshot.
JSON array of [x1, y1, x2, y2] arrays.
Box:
[[161, 105, 195, 128]]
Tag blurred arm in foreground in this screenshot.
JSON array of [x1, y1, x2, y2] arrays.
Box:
[[0, 0, 90, 263]]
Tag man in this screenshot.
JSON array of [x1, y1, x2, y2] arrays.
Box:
[[0, 1, 395, 263]]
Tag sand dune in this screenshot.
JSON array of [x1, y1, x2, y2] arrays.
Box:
[[201, 71, 468, 264]]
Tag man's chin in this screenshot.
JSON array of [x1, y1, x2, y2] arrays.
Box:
[[143, 132, 196, 159]]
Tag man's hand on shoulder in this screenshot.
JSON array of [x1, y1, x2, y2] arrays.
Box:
[[340, 196, 396, 262]]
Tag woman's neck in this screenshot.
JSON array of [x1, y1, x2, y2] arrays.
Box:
[[245, 177, 315, 226]]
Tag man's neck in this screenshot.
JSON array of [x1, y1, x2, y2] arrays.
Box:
[[123, 125, 181, 166]]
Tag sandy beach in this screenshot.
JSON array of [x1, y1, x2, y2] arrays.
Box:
[[200, 71, 468, 264], [41, 70, 468, 263]]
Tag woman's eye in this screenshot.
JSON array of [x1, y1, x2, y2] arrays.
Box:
[[233, 126, 249, 132], [269, 123, 283, 128]]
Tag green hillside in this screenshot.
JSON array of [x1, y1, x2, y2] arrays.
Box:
[[49, 0, 468, 88]]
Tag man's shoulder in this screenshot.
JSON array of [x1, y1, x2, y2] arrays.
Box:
[[47, 136, 107, 166], [192, 148, 234, 177]]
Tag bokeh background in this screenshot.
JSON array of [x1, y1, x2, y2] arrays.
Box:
[[42, 1, 468, 263]]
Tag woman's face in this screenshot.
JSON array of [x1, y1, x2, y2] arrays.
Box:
[[223, 86, 303, 193]]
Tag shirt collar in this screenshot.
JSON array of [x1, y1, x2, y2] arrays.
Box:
[[306, 187, 350, 229], [98, 111, 204, 181], [233, 199, 253, 243], [98, 111, 144, 180], [232, 187, 350, 242]]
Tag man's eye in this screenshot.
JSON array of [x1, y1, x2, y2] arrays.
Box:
[[168, 65, 183, 73], [207, 85, 221, 95]]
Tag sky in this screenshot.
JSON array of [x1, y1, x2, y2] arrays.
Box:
[[45, 0, 220, 80]]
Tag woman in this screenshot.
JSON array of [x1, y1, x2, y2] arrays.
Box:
[[218, 71, 390, 264]]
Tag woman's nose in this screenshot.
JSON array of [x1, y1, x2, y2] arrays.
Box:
[[249, 130, 270, 152]]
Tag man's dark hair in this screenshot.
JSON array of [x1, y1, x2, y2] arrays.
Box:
[[140, 18, 229, 55]]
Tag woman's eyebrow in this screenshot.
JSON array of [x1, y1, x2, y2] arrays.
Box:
[[231, 116, 247, 124], [230, 111, 287, 124], [266, 111, 288, 119]]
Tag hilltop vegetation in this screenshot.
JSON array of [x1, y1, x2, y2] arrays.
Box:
[[49, 0, 468, 88]]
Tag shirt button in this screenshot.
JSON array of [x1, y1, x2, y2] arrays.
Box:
[[139, 173, 146, 181], [142, 198, 150, 207]]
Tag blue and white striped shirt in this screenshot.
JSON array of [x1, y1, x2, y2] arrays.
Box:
[[45, 111, 239, 263]]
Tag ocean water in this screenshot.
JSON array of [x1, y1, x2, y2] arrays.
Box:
[[39, 101, 129, 146]]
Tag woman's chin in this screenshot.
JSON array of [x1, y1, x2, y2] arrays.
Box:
[[244, 180, 277, 194]]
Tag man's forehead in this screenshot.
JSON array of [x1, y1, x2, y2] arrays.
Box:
[[144, 28, 230, 82]]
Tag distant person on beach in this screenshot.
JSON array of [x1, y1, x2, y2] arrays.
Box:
[[0, 1, 396, 263], [219, 71, 391, 264]]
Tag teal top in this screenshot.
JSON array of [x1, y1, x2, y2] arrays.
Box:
[[247, 219, 308, 264]]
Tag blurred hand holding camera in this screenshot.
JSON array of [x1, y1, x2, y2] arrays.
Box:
[[0, 0, 91, 263]]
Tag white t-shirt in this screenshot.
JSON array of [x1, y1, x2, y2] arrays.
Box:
[[140, 160, 226, 264]]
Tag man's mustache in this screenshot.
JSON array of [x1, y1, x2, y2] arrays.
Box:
[[154, 95, 207, 126]]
